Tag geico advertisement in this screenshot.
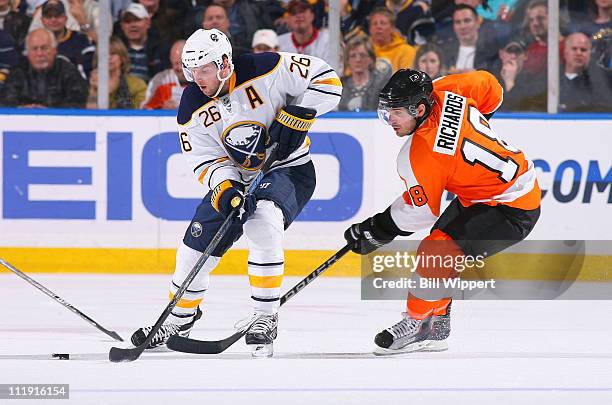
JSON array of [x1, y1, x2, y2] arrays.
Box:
[[0, 114, 610, 249]]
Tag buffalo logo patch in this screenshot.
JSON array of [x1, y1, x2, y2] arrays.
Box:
[[221, 121, 267, 170], [191, 222, 203, 238]]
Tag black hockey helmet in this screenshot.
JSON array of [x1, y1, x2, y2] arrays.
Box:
[[378, 69, 434, 134]]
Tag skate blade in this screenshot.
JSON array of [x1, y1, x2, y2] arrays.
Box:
[[250, 343, 273, 358], [373, 340, 448, 356]]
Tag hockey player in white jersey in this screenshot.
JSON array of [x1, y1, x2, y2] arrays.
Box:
[[131, 29, 342, 357]]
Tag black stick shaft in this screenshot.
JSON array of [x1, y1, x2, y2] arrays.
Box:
[[166, 244, 352, 354], [0, 258, 123, 342], [280, 244, 352, 306], [109, 146, 278, 362]]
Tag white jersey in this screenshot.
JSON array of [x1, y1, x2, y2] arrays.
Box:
[[177, 52, 342, 191], [278, 29, 331, 63]]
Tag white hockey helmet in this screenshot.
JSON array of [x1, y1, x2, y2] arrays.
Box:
[[182, 28, 233, 84]]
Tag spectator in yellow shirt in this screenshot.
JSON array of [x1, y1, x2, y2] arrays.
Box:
[[367, 7, 416, 72]]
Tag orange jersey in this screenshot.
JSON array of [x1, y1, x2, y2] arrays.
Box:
[[390, 71, 541, 233]]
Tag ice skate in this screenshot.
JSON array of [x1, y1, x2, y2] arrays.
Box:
[[131, 307, 202, 349], [245, 313, 278, 358], [374, 303, 451, 355]]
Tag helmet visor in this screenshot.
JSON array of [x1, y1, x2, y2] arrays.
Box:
[[377, 99, 417, 125], [377, 103, 391, 125]]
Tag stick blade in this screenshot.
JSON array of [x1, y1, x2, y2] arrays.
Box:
[[106, 331, 124, 342], [109, 346, 144, 362], [167, 330, 245, 354]]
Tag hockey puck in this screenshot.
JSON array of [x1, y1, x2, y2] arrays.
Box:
[[52, 353, 70, 360]]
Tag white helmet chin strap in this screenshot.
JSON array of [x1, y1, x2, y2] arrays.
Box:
[[211, 62, 234, 99]]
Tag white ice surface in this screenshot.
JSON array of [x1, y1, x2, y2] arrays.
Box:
[[1, 274, 611, 405]]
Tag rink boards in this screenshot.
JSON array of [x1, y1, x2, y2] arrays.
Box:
[[0, 110, 610, 279]]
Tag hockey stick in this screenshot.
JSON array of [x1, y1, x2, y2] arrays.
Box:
[[0, 258, 123, 342], [166, 244, 352, 354], [109, 147, 278, 362]]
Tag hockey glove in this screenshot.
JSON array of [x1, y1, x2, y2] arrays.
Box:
[[268, 105, 316, 161], [211, 180, 257, 223], [344, 207, 413, 255]]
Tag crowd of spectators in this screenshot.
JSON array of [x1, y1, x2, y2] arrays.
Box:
[[0, 0, 609, 112]]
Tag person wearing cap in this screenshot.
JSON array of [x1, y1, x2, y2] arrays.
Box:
[[0, 28, 88, 107], [40, 0, 95, 77], [0, 0, 32, 52], [29, 0, 81, 34], [252, 28, 279, 53], [118, 2, 168, 82], [278, 0, 332, 62], [490, 38, 545, 111]]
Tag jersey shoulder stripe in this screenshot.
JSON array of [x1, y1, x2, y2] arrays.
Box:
[[234, 52, 281, 87], [177, 82, 212, 125]]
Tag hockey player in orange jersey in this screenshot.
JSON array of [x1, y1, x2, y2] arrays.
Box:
[[344, 69, 541, 354]]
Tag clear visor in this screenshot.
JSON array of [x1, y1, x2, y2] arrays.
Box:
[[377, 104, 391, 125], [377, 100, 417, 125], [187, 61, 233, 84]]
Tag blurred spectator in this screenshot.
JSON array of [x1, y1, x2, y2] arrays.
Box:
[[521, 0, 564, 75], [0, 0, 32, 52], [440, 4, 500, 72], [30, 0, 81, 33], [338, 36, 391, 111], [142, 39, 186, 109], [475, 0, 519, 21], [202, 3, 229, 34], [0, 28, 17, 93], [413, 42, 445, 79], [110, 0, 131, 22], [212, 0, 283, 57], [0, 28, 88, 107], [87, 36, 146, 108], [492, 39, 546, 111], [367, 7, 416, 72], [119, 2, 168, 82], [341, 0, 378, 43], [251, 29, 279, 53], [569, 0, 612, 37], [559, 32, 612, 111], [278, 0, 331, 61], [40, 0, 95, 77], [66, 0, 105, 43], [592, 27, 611, 71], [375, 0, 435, 45], [433, 0, 511, 47], [0, 28, 18, 72], [140, 0, 187, 45]]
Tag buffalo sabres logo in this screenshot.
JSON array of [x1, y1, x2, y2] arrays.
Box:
[[191, 222, 203, 238], [221, 121, 267, 170]]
